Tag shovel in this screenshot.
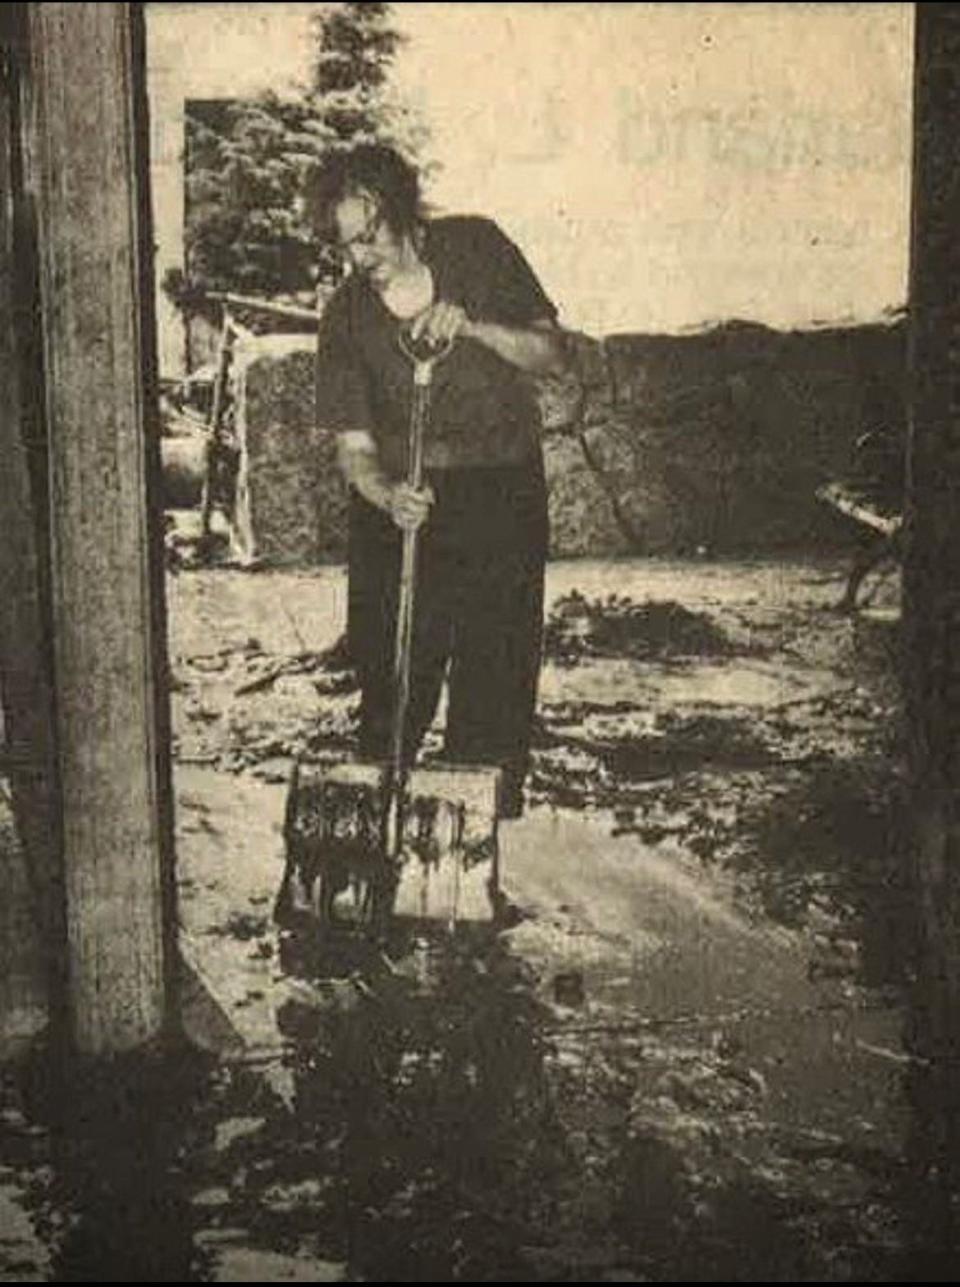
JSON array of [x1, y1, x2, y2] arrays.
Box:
[[275, 324, 502, 939]]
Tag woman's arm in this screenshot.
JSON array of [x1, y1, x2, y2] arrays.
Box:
[[465, 316, 567, 377], [335, 430, 433, 530], [411, 303, 567, 378]]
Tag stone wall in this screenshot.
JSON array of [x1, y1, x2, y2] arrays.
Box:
[[547, 320, 906, 557], [228, 333, 346, 566], [223, 319, 907, 565]]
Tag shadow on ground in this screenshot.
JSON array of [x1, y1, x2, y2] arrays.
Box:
[[0, 922, 917, 1282]]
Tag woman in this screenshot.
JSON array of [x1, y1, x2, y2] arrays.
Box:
[[307, 145, 566, 818]]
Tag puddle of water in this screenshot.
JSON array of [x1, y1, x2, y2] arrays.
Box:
[[0, 906, 921, 1286], [653, 662, 804, 707], [540, 657, 833, 712], [200, 1246, 347, 1282], [543, 557, 841, 613]]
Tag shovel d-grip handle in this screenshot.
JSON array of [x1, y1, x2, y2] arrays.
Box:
[[397, 324, 454, 377]]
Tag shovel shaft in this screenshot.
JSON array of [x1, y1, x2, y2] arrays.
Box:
[[389, 524, 418, 777], [386, 332, 455, 862], [388, 371, 433, 852]]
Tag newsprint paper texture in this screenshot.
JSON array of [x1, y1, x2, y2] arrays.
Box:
[[7, 2, 959, 1282]]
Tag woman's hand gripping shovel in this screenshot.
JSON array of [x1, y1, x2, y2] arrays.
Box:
[[275, 323, 503, 945]]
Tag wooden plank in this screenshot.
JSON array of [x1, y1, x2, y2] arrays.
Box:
[[815, 483, 902, 538], [208, 291, 319, 325], [26, 2, 175, 1053]]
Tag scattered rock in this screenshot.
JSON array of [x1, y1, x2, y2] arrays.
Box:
[[190, 654, 232, 674], [213, 1117, 265, 1153], [191, 1186, 231, 1209]]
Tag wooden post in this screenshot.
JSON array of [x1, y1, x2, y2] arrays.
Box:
[[0, 2, 62, 1053], [199, 310, 237, 541], [26, 2, 176, 1054], [899, 13, 960, 1240], [903, 2, 960, 1049]]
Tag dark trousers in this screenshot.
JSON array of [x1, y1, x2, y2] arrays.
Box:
[[347, 459, 548, 808]]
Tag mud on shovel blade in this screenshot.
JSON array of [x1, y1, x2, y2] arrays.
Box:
[[275, 326, 501, 938]]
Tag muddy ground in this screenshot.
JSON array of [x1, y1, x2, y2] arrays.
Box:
[[3, 550, 952, 1282]]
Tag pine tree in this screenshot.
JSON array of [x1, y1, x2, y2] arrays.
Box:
[[309, 1, 400, 123], [165, 2, 422, 319]]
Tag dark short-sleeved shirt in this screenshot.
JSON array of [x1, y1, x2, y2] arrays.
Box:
[[314, 216, 557, 478]]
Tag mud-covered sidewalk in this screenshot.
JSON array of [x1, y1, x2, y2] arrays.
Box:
[[164, 554, 912, 1280], [1, 554, 924, 1282]]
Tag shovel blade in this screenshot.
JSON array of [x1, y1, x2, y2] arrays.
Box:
[[283, 759, 501, 928]]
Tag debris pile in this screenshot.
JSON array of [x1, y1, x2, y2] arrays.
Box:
[[543, 592, 739, 665]]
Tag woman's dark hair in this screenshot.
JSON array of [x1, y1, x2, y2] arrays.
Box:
[[304, 144, 423, 242]]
